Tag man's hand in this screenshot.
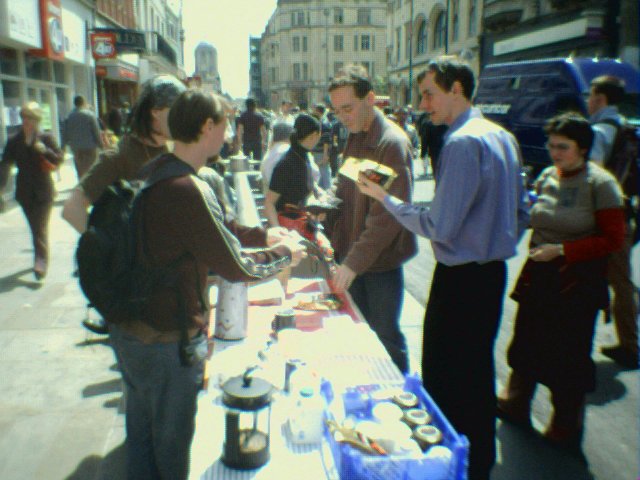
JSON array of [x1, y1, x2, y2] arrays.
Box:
[[332, 264, 356, 293], [266, 226, 290, 246], [529, 243, 563, 262], [356, 172, 387, 202]]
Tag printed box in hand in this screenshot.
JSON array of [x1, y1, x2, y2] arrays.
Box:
[[339, 157, 398, 190]]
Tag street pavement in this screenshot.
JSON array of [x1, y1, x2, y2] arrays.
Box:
[[0, 158, 637, 479]]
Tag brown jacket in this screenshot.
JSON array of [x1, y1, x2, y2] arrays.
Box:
[[0, 130, 63, 204], [139, 155, 291, 332], [328, 109, 416, 273]]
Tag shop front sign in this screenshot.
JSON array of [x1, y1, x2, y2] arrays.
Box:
[[91, 28, 146, 54], [0, 0, 41, 48], [91, 32, 117, 59], [29, 0, 65, 61]]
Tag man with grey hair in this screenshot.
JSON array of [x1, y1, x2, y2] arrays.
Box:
[[260, 122, 294, 193]]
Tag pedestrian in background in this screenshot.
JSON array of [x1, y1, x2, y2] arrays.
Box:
[[264, 113, 323, 230], [0, 102, 64, 280], [260, 121, 294, 193], [62, 74, 186, 334], [357, 57, 529, 480], [311, 103, 333, 189], [499, 113, 625, 451], [236, 97, 267, 160], [327, 64, 416, 375], [587, 75, 639, 369], [62, 95, 103, 180], [416, 111, 448, 179]]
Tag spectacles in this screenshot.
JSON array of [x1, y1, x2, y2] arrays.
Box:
[[546, 142, 572, 151]]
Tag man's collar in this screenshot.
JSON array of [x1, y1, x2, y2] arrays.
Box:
[[590, 105, 620, 123], [358, 108, 385, 148], [445, 107, 482, 140]]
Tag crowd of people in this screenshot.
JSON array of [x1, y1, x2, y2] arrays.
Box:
[[0, 55, 637, 480]]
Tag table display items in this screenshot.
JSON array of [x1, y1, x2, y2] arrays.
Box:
[[220, 367, 273, 470], [322, 375, 470, 480], [215, 279, 248, 340], [287, 386, 325, 444]]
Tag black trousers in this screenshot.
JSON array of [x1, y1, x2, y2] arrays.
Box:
[[422, 261, 506, 480]]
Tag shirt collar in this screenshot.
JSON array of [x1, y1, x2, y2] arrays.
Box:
[[444, 107, 483, 141], [354, 108, 385, 149], [590, 105, 620, 123]]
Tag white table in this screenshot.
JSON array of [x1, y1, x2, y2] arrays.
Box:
[[189, 277, 404, 480]]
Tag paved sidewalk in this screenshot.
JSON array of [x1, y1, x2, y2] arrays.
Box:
[[0, 161, 126, 480]]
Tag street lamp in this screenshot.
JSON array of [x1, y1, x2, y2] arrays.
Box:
[[408, 0, 414, 105], [324, 8, 330, 90]]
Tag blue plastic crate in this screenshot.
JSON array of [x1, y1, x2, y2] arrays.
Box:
[[322, 374, 469, 480]]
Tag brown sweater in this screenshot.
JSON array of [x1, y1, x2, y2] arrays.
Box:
[[329, 109, 416, 273], [139, 155, 291, 332]]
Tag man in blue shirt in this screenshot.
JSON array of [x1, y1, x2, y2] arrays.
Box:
[[357, 57, 529, 480]]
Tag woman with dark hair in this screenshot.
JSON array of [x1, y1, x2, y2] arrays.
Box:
[[498, 112, 625, 450], [0, 102, 64, 279], [62, 74, 186, 333], [264, 113, 323, 232]]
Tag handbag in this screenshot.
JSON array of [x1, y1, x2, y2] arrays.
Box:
[[39, 155, 58, 172]]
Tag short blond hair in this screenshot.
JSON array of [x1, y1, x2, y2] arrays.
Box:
[[20, 101, 43, 121]]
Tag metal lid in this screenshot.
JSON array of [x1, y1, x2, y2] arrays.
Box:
[[222, 369, 272, 411]]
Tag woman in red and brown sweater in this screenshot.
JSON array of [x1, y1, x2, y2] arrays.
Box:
[[497, 113, 625, 450]]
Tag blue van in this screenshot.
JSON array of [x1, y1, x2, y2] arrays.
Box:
[[474, 57, 640, 180]]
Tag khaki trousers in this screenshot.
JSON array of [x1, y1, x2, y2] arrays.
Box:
[[72, 148, 98, 180], [608, 224, 639, 354]]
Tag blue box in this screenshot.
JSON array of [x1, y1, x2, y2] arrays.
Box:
[[323, 375, 469, 480]]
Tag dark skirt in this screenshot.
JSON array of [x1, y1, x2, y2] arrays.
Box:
[[507, 258, 608, 394]]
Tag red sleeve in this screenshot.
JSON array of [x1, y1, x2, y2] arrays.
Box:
[[564, 208, 625, 263]]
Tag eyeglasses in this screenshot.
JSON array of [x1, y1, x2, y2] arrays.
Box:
[[546, 142, 572, 152]]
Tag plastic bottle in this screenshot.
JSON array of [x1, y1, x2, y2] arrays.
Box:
[[288, 386, 325, 444]]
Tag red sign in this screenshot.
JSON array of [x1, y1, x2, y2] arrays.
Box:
[[91, 32, 117, 60], [29, 0, 65, 61], [95, 66, 108, 77]]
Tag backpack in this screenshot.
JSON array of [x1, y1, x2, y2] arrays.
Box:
[[599, 119, 639, 200], [76, 159, 193, 323]]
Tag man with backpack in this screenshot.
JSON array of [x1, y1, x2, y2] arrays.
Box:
[[63, 75, 187, 334], [106, 89, 305, 480], [588, 75, 639, 368]]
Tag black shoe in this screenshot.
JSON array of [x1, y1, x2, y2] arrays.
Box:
[[82, 318, 109, 335], [601, 345, 639, 369], [496, 398, 533, 430]]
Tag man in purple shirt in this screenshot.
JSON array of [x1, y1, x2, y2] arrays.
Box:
[[358, 57, 529, 480]]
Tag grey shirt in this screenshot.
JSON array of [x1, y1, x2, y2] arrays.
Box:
[[63, 107, 102, 150]]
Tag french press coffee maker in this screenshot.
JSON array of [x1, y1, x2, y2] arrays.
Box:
[[221, 367, 273, 470]]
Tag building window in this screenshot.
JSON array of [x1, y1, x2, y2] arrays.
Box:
[[354, 35, 358, 52], [361, 62, 371, 76], [334, 35, 344, 52], [468, 0, 478, 36], [361, 35, 370, 51], [396, 27, 401, 63], [451, 0, 460, 42], [434, 11, 445, 49], [270, 67, 276, 82], [416, 20, 427, 55], [302, 36, 307, 52], [303, 63, 308, 80], [0, 48, 19, 75], [293, 63, 301, 80], [25, 56, 50, 81], [334, 7, 343, 24], [291, 10, 304, 26], [293, 37, 300, 52], [334, 62, 344, 74], [357, 8, 371, 25]]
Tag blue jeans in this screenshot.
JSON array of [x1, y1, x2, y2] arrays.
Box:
[[109, 325, 206, 480], [348, 268, 408, 373]]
